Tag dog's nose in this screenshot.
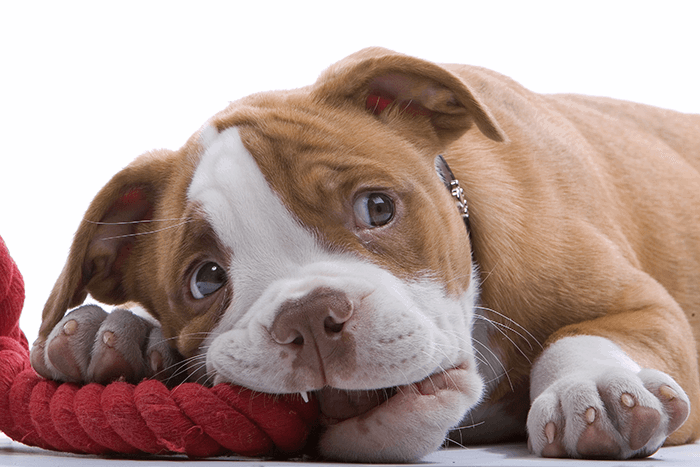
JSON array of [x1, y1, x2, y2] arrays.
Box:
[[270, 287, 353, 347]]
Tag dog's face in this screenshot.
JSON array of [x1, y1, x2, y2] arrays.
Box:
[[37, 47, 506, 458], [193, 119, 480, 398]]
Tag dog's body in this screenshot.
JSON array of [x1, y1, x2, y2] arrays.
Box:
[[31, 48, 700, 461]]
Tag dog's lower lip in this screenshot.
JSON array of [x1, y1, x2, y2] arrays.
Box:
[[316, 386, 397, 424], [314, 365, 466, 425]]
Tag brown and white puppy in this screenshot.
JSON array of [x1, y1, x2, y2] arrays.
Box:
[[31, 47, 700, 462]]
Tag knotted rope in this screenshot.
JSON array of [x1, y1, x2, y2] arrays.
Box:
[[0, 236, 318, 457]]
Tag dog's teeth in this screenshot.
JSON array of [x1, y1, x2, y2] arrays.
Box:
[[300, 391, 310, 403]]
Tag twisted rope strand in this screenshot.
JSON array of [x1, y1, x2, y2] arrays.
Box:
[[0, 341, 319, 457]]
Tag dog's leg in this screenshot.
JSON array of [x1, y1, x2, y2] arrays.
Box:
[[528, 335, 693, 459], [31, 305, 184, 385], [524, 247, 700, 460]]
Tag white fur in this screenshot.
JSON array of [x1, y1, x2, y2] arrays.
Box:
[[530, 335, 641, 399], [188, 126, 482, 397]]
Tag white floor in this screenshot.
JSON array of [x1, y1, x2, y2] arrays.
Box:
[[2, 434, 700, 466]]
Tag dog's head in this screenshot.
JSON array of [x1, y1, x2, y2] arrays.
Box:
[[39, 47, 505, 440]]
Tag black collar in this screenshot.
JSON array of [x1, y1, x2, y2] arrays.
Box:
[[434, 154, 472, 236]]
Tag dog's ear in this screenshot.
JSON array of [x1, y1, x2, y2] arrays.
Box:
[[315, 47, 506, 145], [38, 150, 181, 339]]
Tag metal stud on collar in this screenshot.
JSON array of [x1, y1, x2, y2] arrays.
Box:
[[434, 154, 471, 233]]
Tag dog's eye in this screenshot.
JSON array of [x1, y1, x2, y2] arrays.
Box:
[[354, 192, 395, 228], [190, 262, 227, 299]]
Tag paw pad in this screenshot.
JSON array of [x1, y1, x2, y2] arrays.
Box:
[[652, 383, 689, 435], [576, 408, 621, 458]]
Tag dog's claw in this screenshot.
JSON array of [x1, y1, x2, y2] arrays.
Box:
[[545, 422, 556, 444], [584, 407, 596, 424], [621, 393, 635, 408], [63, 319, 78, 336], [102, 330, 116, 347], [541, 422, 568, 458], [149, 350, 164, 374], [659, 384, 677, 400]]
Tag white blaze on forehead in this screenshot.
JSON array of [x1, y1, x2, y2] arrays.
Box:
[[190, 125, 317, 254], [188, 126, 326, 313]]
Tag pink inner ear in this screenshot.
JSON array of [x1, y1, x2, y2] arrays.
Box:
[[366, 94, 431, 117], [366, 95, 393, 115], [116, 187, 147, 207], [101, 185, 153, 228]]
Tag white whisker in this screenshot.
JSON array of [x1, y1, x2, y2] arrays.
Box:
[[476, 305, 542, 350], [474, 315, 532, 364], [84, 218, 189, 225], [101, 219, 194, 240], [471, 339, 514, 392]]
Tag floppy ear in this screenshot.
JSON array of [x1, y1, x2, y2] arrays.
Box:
[[315, 47, 506, 144], [38, 150, 178, 339]]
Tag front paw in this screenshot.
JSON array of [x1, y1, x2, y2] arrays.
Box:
[[30, 305, 183, 385], [527, 368, 690, 459], [318, 366, 482, 462]]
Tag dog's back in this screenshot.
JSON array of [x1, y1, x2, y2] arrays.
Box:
[[548, 94, 700, 349], [447, 62, 700, 354]]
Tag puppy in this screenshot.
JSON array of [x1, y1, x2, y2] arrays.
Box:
[[31, 47, 700, 462]]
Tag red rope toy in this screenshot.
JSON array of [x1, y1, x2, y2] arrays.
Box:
[[0, 235, 319, 457]]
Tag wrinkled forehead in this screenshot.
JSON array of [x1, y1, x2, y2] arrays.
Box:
[[187, 117, 472, 299], [208, 96, 438, 188], [187, 119, 413, 268], [195, 104, 438, 229], [189, 121, 380, 241]]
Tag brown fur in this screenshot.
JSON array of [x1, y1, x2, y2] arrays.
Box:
[[35, 47, 700, 449]]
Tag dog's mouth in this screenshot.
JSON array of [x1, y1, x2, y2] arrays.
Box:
[[310, 367, 462, 425], [315, 386, 397, 424]]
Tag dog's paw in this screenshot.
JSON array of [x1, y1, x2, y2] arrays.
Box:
[[527, 367, 690, 459], [30, 305, 184, 385], [318, 366, 482, 462]]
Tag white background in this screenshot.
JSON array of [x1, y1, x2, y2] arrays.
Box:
[[1, 0, 699, 342]]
